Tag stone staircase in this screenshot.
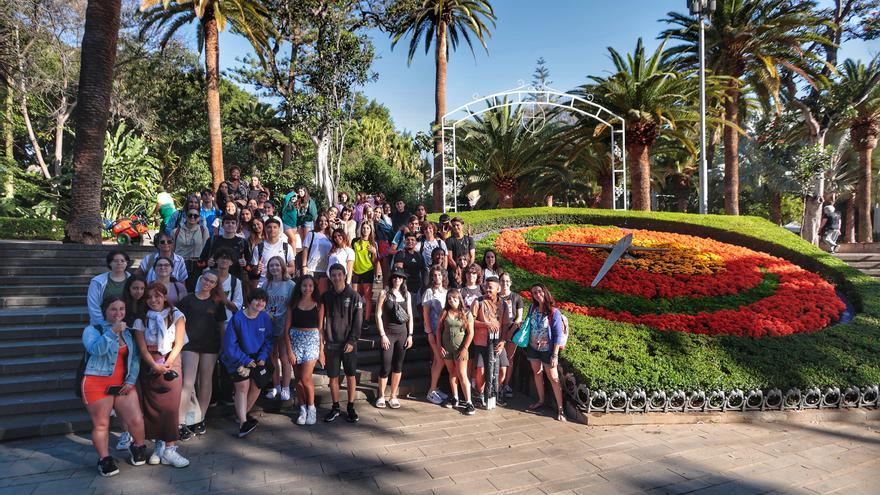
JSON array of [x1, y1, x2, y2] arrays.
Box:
[[833, 243, 880, 279], [0, 241, 429, 441]]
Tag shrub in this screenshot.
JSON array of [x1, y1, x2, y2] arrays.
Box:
[[0, 217, 65, 240]]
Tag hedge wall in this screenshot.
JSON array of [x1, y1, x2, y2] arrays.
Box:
[[439, 207, 880, 391], [0, 217, 65, 241]]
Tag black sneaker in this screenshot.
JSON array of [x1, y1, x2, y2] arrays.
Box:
[[238, 419, 258, 438], [346, 403, 359, 423], [178, 425, 194, 441], [463, 402, 476, 416], [128, 444, 147, 466], [443, 397, 459, 409], [190, 421, 206, 435], [473, 394, 484, 409], [324, 403, 341, 423], [98, 456, 119, 477]]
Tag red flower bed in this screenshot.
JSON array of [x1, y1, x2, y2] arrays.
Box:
[[501, 226, 845, 337]]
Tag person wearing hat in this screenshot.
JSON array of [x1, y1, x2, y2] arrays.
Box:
[[821, 204, 841, 253], [220, 288, 274, 438], [437, 214, 453, 240], [173, 206, 210, 292], [321, 263, 364, 423], [374, 267, 414, 409]]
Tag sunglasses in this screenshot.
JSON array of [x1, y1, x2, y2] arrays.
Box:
[[187, 214, 200, 219], [157, 240, 173, 245]]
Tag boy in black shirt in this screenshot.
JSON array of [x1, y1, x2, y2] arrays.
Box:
[[200, 215, 251, 279], [445, 217, 475, 266], [322, 263, 364, 423]]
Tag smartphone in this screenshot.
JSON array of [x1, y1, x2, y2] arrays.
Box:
[[106, 385, 123, 395]]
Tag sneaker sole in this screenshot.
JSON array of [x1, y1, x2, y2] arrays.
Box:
[[129, 456, 146, 467], [98, 469, 120, 477], [148, 457, 161, 465], [238, 426, 257, 438], [161, 459, 190, 468]]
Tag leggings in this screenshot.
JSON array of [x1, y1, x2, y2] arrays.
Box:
[[380, 331, 408, 378]]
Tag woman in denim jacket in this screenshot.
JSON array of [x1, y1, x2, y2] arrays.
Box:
[[81, 296, 147, 477]]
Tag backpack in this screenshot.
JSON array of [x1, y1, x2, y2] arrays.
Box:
[[553, 308, 569, 349], [256, 240, 290, 265]]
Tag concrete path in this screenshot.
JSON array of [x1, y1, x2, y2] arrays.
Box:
[[0, 396, 877, 495]]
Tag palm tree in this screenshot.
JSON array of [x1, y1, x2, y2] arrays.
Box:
[[588, 38, 698, 211], [662, 0, 829, 215], [389, 0, 496, 212], [456, 102, 558, 209], [140, 0, 268, 191], [66, 0, 122, 244], [837, 57, 880, 242]]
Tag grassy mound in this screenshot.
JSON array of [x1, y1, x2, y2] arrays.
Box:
[[442, 207, 880, 391]]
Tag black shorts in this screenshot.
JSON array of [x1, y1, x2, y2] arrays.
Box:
[[351, 269, 375, 284], [325, 345, 358, 378], [526, 346, 553, 365], [474, 345, 510, 368]]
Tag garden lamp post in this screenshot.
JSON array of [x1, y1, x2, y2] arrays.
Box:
[[689, 0, 715, 214]]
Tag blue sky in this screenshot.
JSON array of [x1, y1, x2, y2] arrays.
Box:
[[211, 0, 879, 134]]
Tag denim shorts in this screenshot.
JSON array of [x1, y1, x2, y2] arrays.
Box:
[[290, 328, 320, 363]]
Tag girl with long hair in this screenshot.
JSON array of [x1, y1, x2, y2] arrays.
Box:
[[327, 228, 355, 285], [438, 289, 474, 415], [261, 256, 295, 402], [351, 221, 378, 325], [375, 269, 413, 409], [525, 283, 566, 421], [421, 264, 448, 406], [284, 275, 324, 425], [301, 213, 333, 294]]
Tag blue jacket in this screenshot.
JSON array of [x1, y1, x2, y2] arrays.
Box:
[[220, 310, 273, 372], [82, 322, 141, 385]]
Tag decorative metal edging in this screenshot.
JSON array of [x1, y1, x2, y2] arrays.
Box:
[[561, 369, 879, 413]]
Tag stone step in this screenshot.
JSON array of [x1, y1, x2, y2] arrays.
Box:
[[1, 257, 118, 267], [0, 389, 83, 417], [0, 337, 83, 358], [0, 294, 86, 308], [0, 322, 84, 341], [0, 409, 92, 441], [833, 253, 880, 261], [0, 353, 82, 375], [0, 265, 107, 276], [0, 370, 75, 395], [0, 284, 89, 296], [0, 247, 153, 259], [0, 275, 94, 286], [0, 306, 88, 326]]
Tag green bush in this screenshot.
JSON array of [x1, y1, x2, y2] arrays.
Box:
[[0, 217, 65, 240], [444, 207, 880, 391]]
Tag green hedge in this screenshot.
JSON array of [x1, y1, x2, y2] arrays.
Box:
[[0, 217, 65, 241], [439, 207, 880, 391]]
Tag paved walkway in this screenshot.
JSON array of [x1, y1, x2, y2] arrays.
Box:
[[0, 397, 877, 495]]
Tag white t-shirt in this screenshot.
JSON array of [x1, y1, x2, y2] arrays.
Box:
[[328, 247, 356, 273], [140, 252, 189, 283], [252, 239, 295, 285], [303, 231, 333, 273]]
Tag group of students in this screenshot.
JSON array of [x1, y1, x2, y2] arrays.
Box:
[[82, 184, 567, 478]]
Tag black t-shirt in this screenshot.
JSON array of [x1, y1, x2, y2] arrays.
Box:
[[446, 235, 475, 261], [392, 250, 425, 292], [391, 210, 411, 233], [178, 294, 226, 353], [500, 293, 524, 322], [201, 235, 251, 278]]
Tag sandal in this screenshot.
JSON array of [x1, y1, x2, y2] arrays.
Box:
[[557, 409, 567, 422], [375, 397, 386, 408], [388, 397, 401, 409], [527, 401, 544, 411]]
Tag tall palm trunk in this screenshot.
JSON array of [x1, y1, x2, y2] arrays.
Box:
[[626, 141, 651, 211], [769, 191, 782, 225], [204, 5, 225, 191], [723, 81, 740, 215], [66, 0, 121, 244], [432, 21, 447, 212], [495, 180, 515, 209], [853, 119, 877, 243]]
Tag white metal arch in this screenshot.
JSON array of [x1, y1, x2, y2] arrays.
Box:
[[440, 83, 627, 212]]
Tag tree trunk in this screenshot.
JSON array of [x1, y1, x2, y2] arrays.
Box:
[[855, 131, 875, 243], [66, 0, 121, 244], [723, 83, 740, 215], [626, 142, 651, 211], [314, 132, 334, 204], [282, 104, 293, 168], [3, 85, 13, 200], [844, 194, 856, 244], [599, 171, 613, 209], [432, 21, 447, 212], [496, 184, 516, 209], [769, 191, 782, 225], [203, 7, 225, 191], [801, 131, 828, 246]]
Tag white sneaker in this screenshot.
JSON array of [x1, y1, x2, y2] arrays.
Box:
[[115, 431, 132, 451], [265, 386, 280, 400], [280, 387, 291, 401], [148, 440, 164, 465], [296, 405, 307, 425], [427, 390, 444, 405], [161, 446, 190, 468], [306, 405, 317, 425]]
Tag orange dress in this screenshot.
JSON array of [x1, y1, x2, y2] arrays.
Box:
[[81, 342, 128, 405]]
